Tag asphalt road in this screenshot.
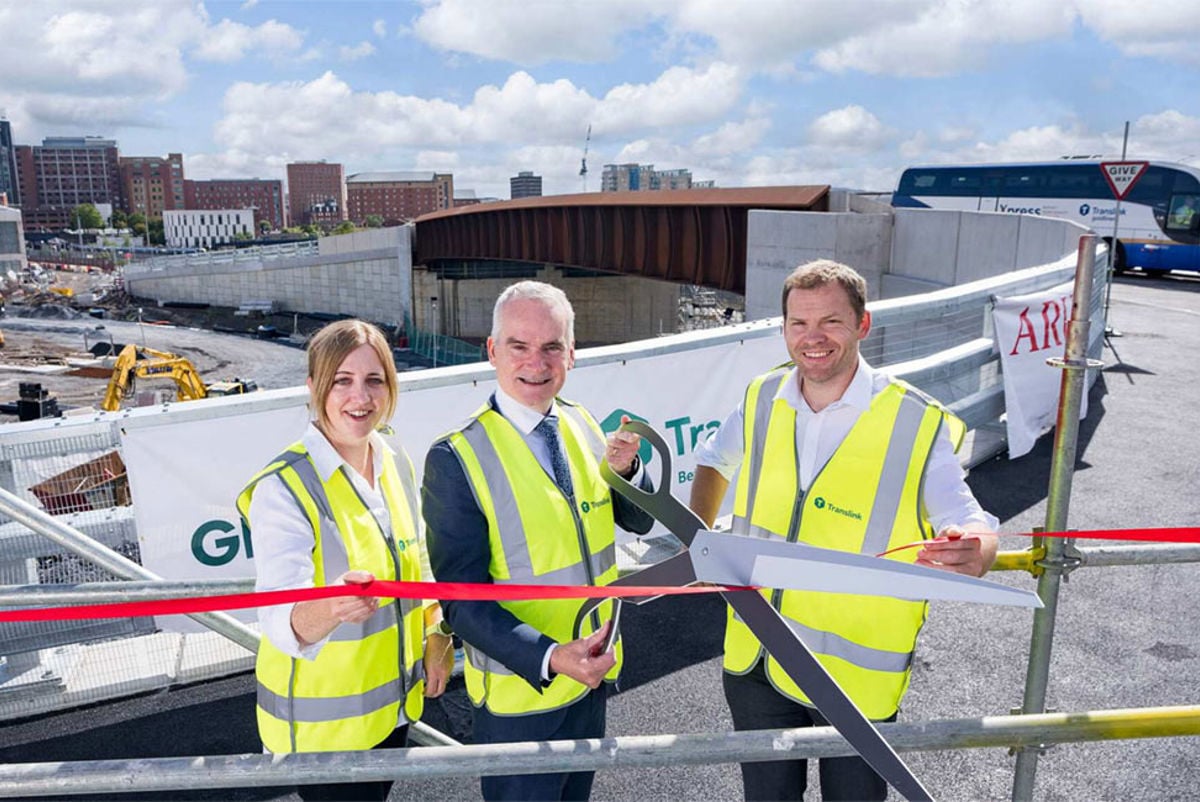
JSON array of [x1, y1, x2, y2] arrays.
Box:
[[0, 273, 1197, 801]]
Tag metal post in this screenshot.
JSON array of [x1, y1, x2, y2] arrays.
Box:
[[1103, 121, 1130, 337], [430, 295, 439, 368], [1011, 234, 1100, 801]]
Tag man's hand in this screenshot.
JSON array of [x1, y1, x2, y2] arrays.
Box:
[[605, 415, 641, 478], [549, 622, 616, 689], [423, 632, 455, 698], [916, 526, 998, 577]]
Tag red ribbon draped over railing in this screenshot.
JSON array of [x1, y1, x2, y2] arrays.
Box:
[[0, 526, 1196, 623]]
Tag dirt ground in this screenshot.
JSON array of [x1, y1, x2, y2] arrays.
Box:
[[0, 268, 312, 418]]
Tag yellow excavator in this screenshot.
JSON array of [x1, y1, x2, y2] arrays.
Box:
[[101, 344, 258, 412]]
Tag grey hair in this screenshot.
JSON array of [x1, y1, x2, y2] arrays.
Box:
[[490, 281, 576, 344]]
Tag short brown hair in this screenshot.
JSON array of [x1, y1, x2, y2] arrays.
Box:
[[307, 319, 398, 431], [780, 259, 868, 322]]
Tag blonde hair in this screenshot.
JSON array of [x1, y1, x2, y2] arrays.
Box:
[[781, 259, 868, 323], [307, 319, 398, 431]]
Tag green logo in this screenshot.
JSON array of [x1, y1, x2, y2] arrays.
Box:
[[192, 519, 254, 566], [600, 408, 652, 465], [813, 497, 826, 509], [581, 501, 591, 513], [812, 497, 863, 521]]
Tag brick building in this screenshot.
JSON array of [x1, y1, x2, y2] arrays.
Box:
[[120, 152, 185, 220], [185, 178, 286, 232], [16, 137, 123, 230], [345, 171, 452, 224], [286, 161, 346, 227]]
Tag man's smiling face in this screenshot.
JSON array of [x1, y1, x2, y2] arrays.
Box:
[[488, 297, 575, 414]]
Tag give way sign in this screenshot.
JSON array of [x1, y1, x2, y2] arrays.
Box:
[[1100, 161, 1149, 200]]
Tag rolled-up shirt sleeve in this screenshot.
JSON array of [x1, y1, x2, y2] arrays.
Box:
[[692, 401, 747, 481], [248, 475, 328, 660], [922, 427, 999, 533]]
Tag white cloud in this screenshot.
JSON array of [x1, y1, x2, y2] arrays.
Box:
[[1076, 0, 1200, 63], [372, 19, 387, 38], [338, 41, 376, 62], [0, 2, 308, 140], [412, 0, 668, 64], [808, 105, 893, 150], [194, 18, 306, 62]]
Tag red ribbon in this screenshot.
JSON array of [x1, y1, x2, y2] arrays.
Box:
[[2, 527, 1196, 623], [0, 579, 738, 623], [877, 526, 1200, 558]]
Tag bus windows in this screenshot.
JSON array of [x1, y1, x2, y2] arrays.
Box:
[[1166, 195, 1198, 231]]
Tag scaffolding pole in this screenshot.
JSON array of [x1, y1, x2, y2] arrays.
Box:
[[1011, 234, 1100, 801], [0, 705, 1196, 798]]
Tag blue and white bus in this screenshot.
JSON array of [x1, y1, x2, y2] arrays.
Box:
[[892, 160, 1200, 275]]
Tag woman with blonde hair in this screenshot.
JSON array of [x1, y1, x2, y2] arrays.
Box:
[[238, 319, 453, 801]]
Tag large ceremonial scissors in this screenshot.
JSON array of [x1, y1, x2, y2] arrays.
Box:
[[576, 420, 1041, 802]]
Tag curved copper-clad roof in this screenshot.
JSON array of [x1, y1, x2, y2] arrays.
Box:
[[414, 185, 829, 294]]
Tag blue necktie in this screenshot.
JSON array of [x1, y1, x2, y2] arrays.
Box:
[[535, 416, 574, 498]]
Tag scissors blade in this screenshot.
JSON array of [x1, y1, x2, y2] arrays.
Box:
[[693, 530, 1041, 609], [572, 550, 698, 638], [723, 589, 934, 802]]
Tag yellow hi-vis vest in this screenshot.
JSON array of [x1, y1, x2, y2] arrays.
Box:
[[439, 398, 623, 716], [237, 441, 427, 753], [725, 367, 966, 720]]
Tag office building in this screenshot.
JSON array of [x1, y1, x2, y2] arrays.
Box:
[[286, 161, 346, 226], [16, 137, 123, 229], [120, 152, 185, 219], [510, 171, 543, 199], [185, 178, 285, 232], [163, 209, 255, 249], [345, 171, 453, 224], [0, 119, 19, 207], [600, 163, 707, 193]]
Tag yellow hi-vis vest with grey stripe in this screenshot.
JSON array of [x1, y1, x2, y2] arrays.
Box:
[[440, 399, 622, 716], [725, 367, 965, 720], [237, 441, 427, 753]]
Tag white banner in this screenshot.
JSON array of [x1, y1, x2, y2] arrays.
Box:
[[991, 281, 1087, 459], [121, 330, 787, 631]]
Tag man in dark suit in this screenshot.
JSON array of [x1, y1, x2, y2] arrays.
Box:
[[422, 280, 654, 801]]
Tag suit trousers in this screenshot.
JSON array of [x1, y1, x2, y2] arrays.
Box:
[[723, 661, 896, 801], [295, 724, 408, 802], [472, 686, 608, 801]]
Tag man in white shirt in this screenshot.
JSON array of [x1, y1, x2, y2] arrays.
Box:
[[690, 259, 997, 802]]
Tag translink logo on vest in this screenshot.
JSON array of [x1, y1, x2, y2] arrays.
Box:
[[580, 497, 612, 514], [811, 497, 863, 521]]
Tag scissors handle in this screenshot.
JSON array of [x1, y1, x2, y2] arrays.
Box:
[[600, 420, 706, 547]]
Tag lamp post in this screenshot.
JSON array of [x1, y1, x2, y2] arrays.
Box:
[[430, 295, 439, 368]]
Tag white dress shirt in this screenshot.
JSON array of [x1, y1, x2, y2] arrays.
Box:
[[692, 357, 998, 533], [250, 423, 432, 660]]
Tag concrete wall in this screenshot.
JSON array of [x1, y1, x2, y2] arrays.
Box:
[[412, 265, 680, 346], [744, 209, 892, 320], [744, 206, 1088, 321], [125, 226, 413, 326]]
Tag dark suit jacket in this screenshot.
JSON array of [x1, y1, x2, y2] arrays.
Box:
[[421, 400, 654, 698]]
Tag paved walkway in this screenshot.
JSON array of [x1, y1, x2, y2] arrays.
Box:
[[0, 273, 1197, 801]]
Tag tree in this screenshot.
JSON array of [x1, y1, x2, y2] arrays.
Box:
[[331, 221, 356, 235], [364, 214, 384, 228], [128, 212, 147, 238], [110, 209, 128, 230], [72, 203, 104, 230], [147, 219, 165, 246], [259, 219, 271, 235]]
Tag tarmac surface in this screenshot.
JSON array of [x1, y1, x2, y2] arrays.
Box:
[[0, 273, 1197, 801]]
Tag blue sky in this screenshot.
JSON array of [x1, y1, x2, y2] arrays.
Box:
[[2, 0, 1198, 199]]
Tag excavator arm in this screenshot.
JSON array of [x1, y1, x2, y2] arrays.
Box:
[[100, 344, 211, 411]]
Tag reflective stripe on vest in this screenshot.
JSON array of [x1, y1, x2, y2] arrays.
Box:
[[441, 399, 622, 716], [725, 373, 956, 719], [240, 442, 427, 752]]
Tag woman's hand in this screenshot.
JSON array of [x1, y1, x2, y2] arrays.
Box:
[[423, 632, 455, 697]]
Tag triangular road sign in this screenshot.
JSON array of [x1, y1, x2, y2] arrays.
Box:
[[1100, 161, 1149, 200]]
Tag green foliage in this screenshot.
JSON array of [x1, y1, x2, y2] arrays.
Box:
[[72, 203, 104, 229], [110, 209, 129, 230], [331, 221, 357, 235], [364, 214, 384, 228], [147, 219, 165, 246]]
